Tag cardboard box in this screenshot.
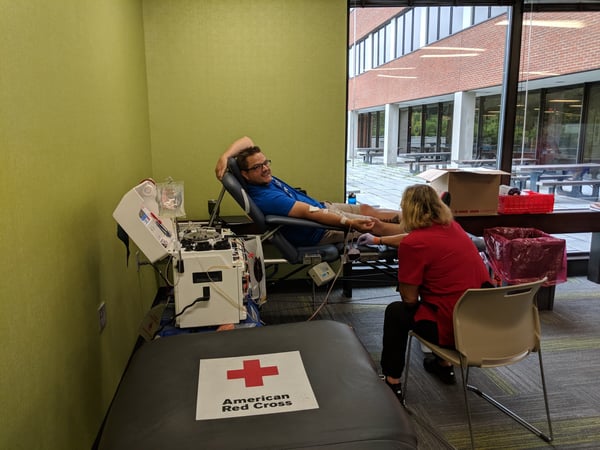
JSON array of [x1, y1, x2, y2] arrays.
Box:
[[418, 168, 508, 216]]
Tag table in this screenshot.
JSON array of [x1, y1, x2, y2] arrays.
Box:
[[455, 157, 536, 168], [455, 210, 600, 284], [398, 152, 451, 173], [454, 158, 497, 167], [356, 147, 383, 164], [513, 163, 600, 194]]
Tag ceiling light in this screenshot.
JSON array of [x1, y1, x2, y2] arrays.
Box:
[[522, 71, 560, 76], [377, 74, 418, 79], [421, 46, 485, 52], [371, 67, 415, 71], [496, 19, 584, 29], [421, 53, 479, 58]]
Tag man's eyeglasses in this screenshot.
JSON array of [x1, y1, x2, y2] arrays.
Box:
[[242, 160, 271, 172]]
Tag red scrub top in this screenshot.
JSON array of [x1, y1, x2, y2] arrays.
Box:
[[397, 221, 491, 346]]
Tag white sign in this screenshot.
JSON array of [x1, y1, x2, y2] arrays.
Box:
[[196, 350, 319, 420]]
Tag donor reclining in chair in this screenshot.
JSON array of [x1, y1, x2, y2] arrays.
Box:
[[215, 136, 407, 247]]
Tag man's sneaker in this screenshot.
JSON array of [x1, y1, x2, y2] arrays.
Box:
[[423, 355, 456, 385], [381, 375, 404, 403]]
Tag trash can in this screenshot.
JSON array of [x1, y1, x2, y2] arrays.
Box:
[[483, 227, 567, 310]]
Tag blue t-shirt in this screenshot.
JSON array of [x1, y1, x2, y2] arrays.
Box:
[[246, 176, 326, 246]]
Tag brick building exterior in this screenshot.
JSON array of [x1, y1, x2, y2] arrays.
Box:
[[347, 7, 600, 166]]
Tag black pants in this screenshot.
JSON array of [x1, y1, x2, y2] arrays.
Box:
[[380, 301, 439, 379]]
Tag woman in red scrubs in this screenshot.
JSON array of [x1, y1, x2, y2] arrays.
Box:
[[380, 184, 492, 401]]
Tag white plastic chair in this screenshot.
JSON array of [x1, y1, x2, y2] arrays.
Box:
[[404, 278, 553, 449]]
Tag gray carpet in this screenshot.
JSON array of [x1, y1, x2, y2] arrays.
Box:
[[259, 276, 600, 449]]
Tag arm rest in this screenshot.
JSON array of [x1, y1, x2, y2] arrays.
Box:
[[265, 214, 344, 231]]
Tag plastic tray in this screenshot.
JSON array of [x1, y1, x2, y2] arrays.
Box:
[[498, 191, 554, 214]]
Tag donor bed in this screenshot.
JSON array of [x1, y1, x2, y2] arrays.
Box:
[[99, 320, 417, 449]]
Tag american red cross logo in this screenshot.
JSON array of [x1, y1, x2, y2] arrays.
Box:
[[227, 359, 279, 387]]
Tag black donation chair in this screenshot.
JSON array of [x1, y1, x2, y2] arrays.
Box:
[[217, 157, 397, 296], [220, 157, 340, 272]]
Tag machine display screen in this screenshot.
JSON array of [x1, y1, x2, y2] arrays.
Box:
[[192, 271, 223, 284]]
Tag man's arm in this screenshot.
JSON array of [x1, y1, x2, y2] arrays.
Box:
[[288, 201, 375, 232], [215, 136, 254, 180]]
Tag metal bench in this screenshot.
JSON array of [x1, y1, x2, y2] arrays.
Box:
[[356, 148, 383, 164], [412, 158, 448, 173], [512, 173, 572, 191], [537, 179, 600, 199]]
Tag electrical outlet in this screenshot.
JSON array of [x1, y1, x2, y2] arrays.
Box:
[[98, 302, 107, 332]]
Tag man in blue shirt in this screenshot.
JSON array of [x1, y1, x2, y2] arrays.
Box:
[[215, 137, 405, 246]]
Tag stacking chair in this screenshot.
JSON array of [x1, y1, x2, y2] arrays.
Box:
[[404, 278, 553, 449]]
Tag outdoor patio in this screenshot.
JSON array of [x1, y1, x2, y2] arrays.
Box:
[[346, 157, 593, 254]]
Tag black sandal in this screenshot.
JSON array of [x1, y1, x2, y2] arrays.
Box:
[[423, 355, 456, 385]]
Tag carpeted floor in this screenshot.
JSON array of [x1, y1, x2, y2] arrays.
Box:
[[258, 276, 600, 450]]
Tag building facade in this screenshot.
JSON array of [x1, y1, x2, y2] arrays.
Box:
[[348, 6, 600, 167]]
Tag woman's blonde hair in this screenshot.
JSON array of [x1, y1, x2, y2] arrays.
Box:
[[400, 184, 453, 232]]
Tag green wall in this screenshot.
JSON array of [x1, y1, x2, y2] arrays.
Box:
[[0, 1, 156, 449], [143, 0, 348, 218], [0, 1, 347, 448]]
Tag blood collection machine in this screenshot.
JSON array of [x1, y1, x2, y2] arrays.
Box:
[[113, 179, 265, 328]]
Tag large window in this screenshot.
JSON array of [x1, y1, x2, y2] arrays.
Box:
[[474, 95, 501, 158], [349, 5, 508, 77], [348, 3, 600, 208], [584, 83, 600, 162]]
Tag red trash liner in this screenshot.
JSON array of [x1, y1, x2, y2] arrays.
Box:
[[484, 227, 567, 286], [498, 191, 554, 214]]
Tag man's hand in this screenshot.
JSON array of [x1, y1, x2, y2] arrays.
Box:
[[349, 218, 375, 233], [215, 136, 254, 180], [215, 156, 228, 180]]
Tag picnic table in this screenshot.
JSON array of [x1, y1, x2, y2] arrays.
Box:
[[454, 158, 497, 168], [455, 157, 536, 168], [356, 148, 383, 164], [514, 163, 600, 198], [398, 152, 450, 173]]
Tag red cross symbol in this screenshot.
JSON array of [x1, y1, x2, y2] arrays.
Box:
[[227, 359, 279, 387]]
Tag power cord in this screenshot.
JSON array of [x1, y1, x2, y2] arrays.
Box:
[[307, 229, 354, 321]]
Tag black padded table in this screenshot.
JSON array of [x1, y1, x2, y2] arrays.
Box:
[[99, 320, 417, 449]]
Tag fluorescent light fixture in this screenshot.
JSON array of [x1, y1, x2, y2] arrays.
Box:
[[522, 71, 560, 76], [377, 74, 418, 79], [421, 46, 485, 52], [497, 19, 585, 29], [421, 53, 479, 58], [371, 67, 415, 71], [548, 99, 581, 103]]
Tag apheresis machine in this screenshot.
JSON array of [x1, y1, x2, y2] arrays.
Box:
[[113, 179, 265, 328]]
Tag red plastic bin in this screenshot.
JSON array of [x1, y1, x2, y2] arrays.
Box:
[[483, 227, 567, 286], [498, 191, 554, 214]]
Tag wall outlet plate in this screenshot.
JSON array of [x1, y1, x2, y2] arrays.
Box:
[[98, 302, 107, 332]]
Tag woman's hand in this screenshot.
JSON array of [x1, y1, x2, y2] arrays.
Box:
[[348, 218, 375, 233], [357, 233, 376, 246]]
